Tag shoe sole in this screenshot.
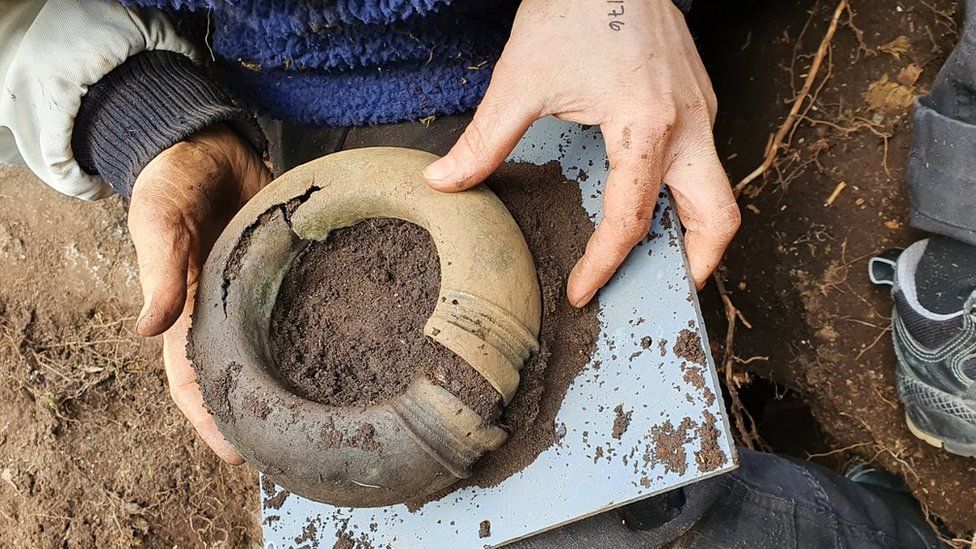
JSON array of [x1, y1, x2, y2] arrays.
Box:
[[892, 332, 976, 459], [905, 412, 976, 458]]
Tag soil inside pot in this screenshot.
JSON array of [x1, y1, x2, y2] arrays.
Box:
[[269, 218, 503, 421], [267, 160, 601, 498]]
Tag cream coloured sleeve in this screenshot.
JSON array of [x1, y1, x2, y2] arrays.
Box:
[[0, 0, 200, 199]]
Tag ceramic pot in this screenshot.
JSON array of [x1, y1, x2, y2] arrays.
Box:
[[190, 147, 541, 507]]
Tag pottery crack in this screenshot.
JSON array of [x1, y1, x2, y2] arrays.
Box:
[[219, 185, 322, 314]]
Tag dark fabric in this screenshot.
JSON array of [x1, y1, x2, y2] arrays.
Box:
[[908, 0, 976, 245], [511, 450, 938, 549], [894, 290, 965, 348], [72, 50, 263, 197], [964, 357, 976, 381], [916, 236, 976, 314], [262, 113, 470, 174]]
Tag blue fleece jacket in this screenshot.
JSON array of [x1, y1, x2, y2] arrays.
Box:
[[73, 0, 691, 195], [122, 0, 520, 126]]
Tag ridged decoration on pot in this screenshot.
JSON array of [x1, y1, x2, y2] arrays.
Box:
[[189, 147, 542, 507]]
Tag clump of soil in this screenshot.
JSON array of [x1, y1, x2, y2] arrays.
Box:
[[479, 520, 491, 539], [648, 417, 695, 476], [263, 476, 291, 511], [643, 408, 728, 479], [269, 218, 502, 421], [694, 411, 727, 473], [612, 404, 633, 439], [673, 329, 706, 366]]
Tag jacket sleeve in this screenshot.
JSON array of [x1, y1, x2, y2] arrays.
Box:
[[0, 0, 205, 199]]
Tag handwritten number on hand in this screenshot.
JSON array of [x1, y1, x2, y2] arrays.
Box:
[[607, 0, 625, 31]]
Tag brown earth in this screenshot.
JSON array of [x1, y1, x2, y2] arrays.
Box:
[[1, 0, 974, 544], [0, 165, 260, 547], [692, 0, 976, 537]]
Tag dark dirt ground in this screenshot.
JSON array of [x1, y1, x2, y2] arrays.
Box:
[[692, 0, 976, 540], [0, 0, 974, 546]]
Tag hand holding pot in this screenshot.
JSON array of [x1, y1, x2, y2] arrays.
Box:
[[129, 124, 271, 464], [423, 0, 740, 305]]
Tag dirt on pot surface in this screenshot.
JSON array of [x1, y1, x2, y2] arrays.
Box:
[[692, 0, 976, 536], [269, 218, 503, 421], [0, 165, 259, 547]]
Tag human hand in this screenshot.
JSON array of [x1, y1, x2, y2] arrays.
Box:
[[423, 0, 740, 306], [129, 124, 270, 464]]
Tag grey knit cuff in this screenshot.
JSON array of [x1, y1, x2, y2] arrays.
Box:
[[71, 50, 264, 198]]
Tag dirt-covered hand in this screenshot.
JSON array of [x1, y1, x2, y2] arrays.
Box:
[[128, 125, 270, 464], [423, 0, 740, 306]]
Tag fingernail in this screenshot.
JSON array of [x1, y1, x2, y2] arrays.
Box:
[[423, 156, 457, 183], [572, 289, 598, 308]]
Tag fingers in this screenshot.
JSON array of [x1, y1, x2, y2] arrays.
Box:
[[424, 64, 542, 191], [163, 302, 244, 465], [666, 144, 740, 290], [128, 202, 192, 337], [567, 120, 672, 307]]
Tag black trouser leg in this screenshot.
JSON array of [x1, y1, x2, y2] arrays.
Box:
[[908, 0, 976, 245]]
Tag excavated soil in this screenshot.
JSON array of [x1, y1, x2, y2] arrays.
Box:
[[692, 0, 976, 535], [0, 165, 259, 547]]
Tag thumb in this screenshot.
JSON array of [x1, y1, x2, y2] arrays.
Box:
[[129, 206, 192, 337], [424, 69, 541, 191]]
